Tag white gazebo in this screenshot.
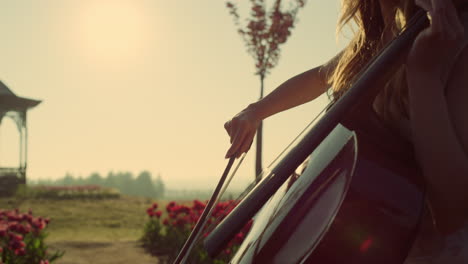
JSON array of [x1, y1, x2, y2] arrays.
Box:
[[0, 80, 41, 196]]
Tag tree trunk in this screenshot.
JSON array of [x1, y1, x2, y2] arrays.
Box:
[[255, 75, 264, 183]]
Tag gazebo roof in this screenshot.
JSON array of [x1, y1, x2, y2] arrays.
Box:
[[0, 80, 41, 112]]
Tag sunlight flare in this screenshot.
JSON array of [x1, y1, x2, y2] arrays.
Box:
[[75, 0, 152, 67]]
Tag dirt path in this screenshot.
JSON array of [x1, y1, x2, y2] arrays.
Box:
[[49, 240, 160, 264]]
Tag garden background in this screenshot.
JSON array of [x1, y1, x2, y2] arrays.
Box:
[[0, 0, 346, 263]]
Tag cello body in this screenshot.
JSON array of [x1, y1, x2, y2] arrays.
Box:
[[230, 116, 425, 264]]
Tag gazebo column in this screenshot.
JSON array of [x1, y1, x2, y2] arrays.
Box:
[[10, 110, 28, 184], [19, 112, 28, 184]]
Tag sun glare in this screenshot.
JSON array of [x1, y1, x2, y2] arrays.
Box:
[[76, 1, 151, 67]]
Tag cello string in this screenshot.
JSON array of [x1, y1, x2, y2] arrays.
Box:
[[266, 98, 335, 168]]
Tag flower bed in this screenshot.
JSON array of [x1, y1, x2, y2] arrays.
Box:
[[141, 200, 251, 264], [24, 185, 120, 200], [0, 209, 63, 264]]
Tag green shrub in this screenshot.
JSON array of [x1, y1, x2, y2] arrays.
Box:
[[0, 209, 64, 264], [141, 200, 251, 264]]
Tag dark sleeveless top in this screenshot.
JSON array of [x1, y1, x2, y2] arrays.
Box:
[[340, 104, 422, 181], [339, 100, 468, 260]]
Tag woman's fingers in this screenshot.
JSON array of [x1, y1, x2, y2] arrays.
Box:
[[225, 123, 257, 158], [236, 131, 255, 158], [225, 122, 251, 158], [224, 107, 261, 158]]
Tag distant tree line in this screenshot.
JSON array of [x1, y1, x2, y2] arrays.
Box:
[[30, 171, 165, 198]]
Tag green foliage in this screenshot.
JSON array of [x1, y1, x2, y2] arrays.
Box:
[[30, 171, 165, 199], [88, 173, 104, 186], [135, 171, 156, 199]]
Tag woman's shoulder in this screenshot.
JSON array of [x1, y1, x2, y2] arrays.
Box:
[[318, 50, 344, 84]]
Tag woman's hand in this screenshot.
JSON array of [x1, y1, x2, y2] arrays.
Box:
[[407, 0, 467, 85], [224, 104, 262, 159]]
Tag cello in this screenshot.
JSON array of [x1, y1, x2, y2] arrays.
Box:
[[174, 5, 451, 264]]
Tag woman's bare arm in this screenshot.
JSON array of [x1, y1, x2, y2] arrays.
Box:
[[224, 52, 341, 158], [248, 63, 334, 121]]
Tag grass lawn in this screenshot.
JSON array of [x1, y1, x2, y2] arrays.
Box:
[[0, 195, 208, 263], [0, 195, 173, 243]]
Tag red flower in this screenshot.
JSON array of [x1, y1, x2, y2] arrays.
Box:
[[7, 221, 19, 232], [166, 201, 176, 213], [152, 203, 158, 209], [40, 260, 50, 264], [0, 224, 8, 237], [189, 213, 199, 223], [19, 223, 32, 234], [174, 218, 187, 227], [146, 208, 153, 217], [235, 232, 245, 243], [155, 211, 162, 218], [14, 248, 26, 256], [32, 219, 46, 230], [162, 218, 169, 225], [178, 206, 191, 215], [9, 233, 23, 242], [10, 240, 26, 250], [171, 205, 190, 215], [192, 200, 205, 211], [170, 205, 180, 214], [7, 212, 20, 222]]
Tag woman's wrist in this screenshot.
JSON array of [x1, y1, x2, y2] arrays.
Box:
[[246, 101, 268, 121]]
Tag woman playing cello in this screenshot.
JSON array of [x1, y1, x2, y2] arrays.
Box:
[[224, 0, 468, 262]]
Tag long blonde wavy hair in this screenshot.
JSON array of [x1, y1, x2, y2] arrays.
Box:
[[328, 0, 418, 121]]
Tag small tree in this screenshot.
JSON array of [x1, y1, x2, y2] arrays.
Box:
[[153, 174, 165, 199], [226, 0, 306, 182], [61, 173, 75, 186], [136, 171, 156, 198], [88, 172, 104, 186]]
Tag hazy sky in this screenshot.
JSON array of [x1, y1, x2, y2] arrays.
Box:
[[0, 0, 347, 190]]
